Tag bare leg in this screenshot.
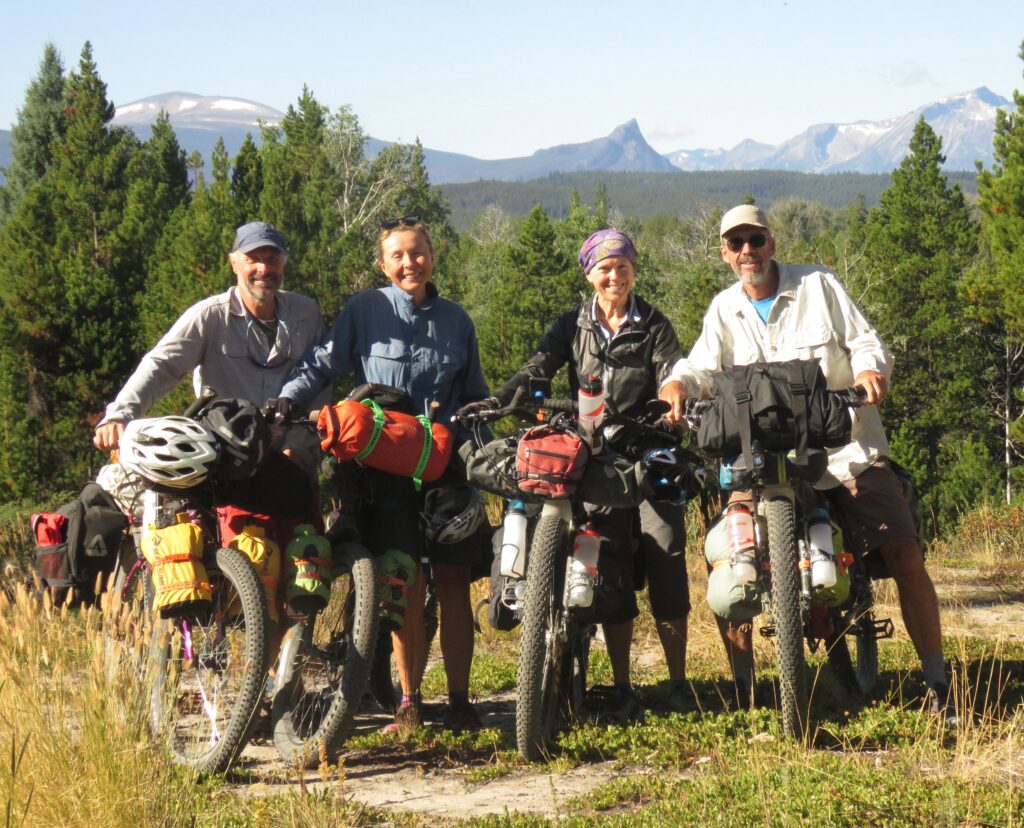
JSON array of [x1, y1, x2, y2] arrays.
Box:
[[603, 619, 634, 685], [433, 563, 474, 695], [880, 538, 942, 659], [656, 616, 688, 681], [392, 568, 427, 696]]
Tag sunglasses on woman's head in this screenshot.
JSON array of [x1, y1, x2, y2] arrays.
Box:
[[379, 215, 422, 230], [725, 233, 768, 252]]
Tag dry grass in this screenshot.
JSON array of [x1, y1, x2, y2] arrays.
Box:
[[2, 502, 1022, 826], [0, 581, 201, 828]]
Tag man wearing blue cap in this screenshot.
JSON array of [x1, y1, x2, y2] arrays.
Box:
[[94, 221, 325, 459]]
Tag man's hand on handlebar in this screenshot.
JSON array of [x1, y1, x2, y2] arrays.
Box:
[[853, 370, 887, 405], [266, 396, 294, 426], [454, 396, 500, 421], [94, 420, 124, 452], [658, 380, 687, 424]]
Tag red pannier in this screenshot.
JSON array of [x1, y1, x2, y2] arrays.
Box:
[[515, 425, 590, 499], [317, 399, 453, 485]]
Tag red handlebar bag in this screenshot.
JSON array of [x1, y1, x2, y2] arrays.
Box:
[[317, 399, 453, 487]]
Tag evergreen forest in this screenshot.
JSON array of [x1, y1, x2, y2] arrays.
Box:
[[2, 40, 1024, 540]]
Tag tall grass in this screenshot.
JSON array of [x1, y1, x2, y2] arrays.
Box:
[[0, 582, 201, 827]]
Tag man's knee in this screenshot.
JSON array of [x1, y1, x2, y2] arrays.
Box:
[[878, 536, 926, 577]]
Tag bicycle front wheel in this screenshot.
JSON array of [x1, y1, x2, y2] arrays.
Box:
[[149, 546, 269, 773], [516, 513, 569, 761], [765, 496, 809, 740], [272, 541, 379, 767]]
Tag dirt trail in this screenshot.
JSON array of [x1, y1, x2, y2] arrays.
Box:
[[226, 565, 1023, 822]]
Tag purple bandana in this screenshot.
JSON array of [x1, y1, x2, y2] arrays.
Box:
[[578, 229, 637, 274]]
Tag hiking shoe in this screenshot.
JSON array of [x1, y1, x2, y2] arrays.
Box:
[[442, 700, 483, 732], [382, 701, 422, 735], [925, 683, 961, 728], [664, 682, 692, 713], [602, 685, 644, 725]]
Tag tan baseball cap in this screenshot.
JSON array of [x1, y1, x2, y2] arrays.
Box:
[[720, 205, 770, 237]]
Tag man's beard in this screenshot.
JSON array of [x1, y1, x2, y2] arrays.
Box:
[[739, 269, 768, 287]]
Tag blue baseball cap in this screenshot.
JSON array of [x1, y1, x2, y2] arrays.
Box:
[[232, 221, 287, 255]]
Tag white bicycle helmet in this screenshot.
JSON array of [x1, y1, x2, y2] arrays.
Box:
[[421, 485, 486, 544], [119, 416, 220, 489]]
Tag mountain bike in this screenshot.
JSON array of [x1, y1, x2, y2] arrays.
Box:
[[105, 392, 380, 771], [688, 387, 893, 739], [458, 390, 700, 760]]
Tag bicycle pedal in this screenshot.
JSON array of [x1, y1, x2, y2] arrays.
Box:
[[872, 618, 895, 639], [759, 624, 776, 639]]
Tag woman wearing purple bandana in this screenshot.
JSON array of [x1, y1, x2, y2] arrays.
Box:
[[460, 228, 691, 721]]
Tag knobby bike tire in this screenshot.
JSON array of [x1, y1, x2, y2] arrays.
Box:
[[369, 589, 438, 714], [765, 497, 809, 740], [272, 541, 379, 766], [826, 603, 879, 698], [516, 513, 568, 761], [149, 546, 269, 773]]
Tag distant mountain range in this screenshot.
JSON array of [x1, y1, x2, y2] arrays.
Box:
[[0, 87, 1012, 186], [664, 87, 1008, 174]]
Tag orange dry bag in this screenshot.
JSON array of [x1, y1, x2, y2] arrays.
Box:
[[317, 398, 452, 487]]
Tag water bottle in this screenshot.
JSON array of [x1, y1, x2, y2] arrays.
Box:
[[725, 502, 757, 585], [500, 500, 529, 579], [577, 373, 606, 453], [807, 508, 837, 589], [567, 523, 601, 608]]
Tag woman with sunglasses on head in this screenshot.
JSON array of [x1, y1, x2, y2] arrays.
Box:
[[279, 216, 492, 733], [458, 228, 692, 722]]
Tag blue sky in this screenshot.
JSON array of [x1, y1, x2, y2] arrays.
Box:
[[4, 0, 1023, 158]]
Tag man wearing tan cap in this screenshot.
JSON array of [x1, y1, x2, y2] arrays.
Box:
[[659, 204, 954, 723]]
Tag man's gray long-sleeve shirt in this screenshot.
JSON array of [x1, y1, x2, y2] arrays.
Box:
[[102, 287, 325, 423]]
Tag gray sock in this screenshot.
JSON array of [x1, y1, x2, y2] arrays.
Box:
[[921, 652, 947, 688]]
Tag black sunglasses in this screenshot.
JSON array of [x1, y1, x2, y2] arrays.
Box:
[[725, 233, 768, 252], [379, 215, 422, 230]]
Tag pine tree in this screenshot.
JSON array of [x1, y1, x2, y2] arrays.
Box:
[[475, 205, 579, 389], [971, 39, 1024, 501], [231, 134, 263, 221], [0, 43, 65, 223], [862, 117, 986, 530], [0, 42, 144, 496]]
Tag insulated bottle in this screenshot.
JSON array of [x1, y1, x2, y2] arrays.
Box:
[[807, 508, 838, 589], [499, 500, 528, 578], [577, 374, 606, 453]]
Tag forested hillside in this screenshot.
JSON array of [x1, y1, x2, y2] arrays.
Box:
[[1, 40, 1022, 539], [439, 170, 980, 229]]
